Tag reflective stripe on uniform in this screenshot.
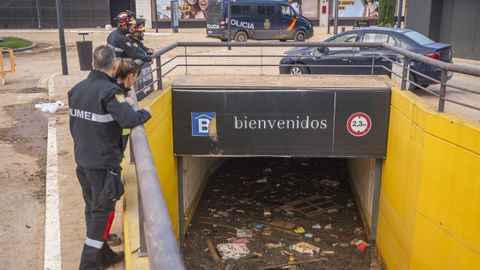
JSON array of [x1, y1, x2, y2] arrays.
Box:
[[122, 128, 131, 136], [70, 108, 114, 123], [84, 237, 103, 249], [112, 46, 124, 52]]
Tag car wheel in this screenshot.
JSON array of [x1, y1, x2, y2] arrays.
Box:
[[220, 39, 228, 42], [408, 73, 422, 90], [294, 31, 306, 42], [280, 39, 287, 42], [234, 31, 248, 42], [289, 64, 309, 75]]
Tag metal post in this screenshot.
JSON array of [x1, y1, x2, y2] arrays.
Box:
[[370, 47, 376, 75], [156, 56, 162, 90], [396, 0, 404, 28], [153, 0, 159, 33], [401, 56, 409, 90], [55, 0, 68, 75], [333, 0, 339, 35], [370, 159, 383, 243], [35, 0, 42, 29], [171, 0, 179, 33], [227, 0, 232, 50], [184, 46, 188, 75], [260, 47, 264, 75], [438, 69, 448, 112], [138, 189, 148, 256]]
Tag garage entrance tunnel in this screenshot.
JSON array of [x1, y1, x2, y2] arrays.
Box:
[[171, 75, 390, 269]]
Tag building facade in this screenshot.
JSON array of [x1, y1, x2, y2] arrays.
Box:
[[0, 0, 150, 29], [406, 0, 480, 60]]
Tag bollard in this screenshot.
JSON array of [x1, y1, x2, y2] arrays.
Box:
[[76, 33, 93, 71]]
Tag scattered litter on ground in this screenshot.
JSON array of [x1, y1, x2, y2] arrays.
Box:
[[289, 242, 320, 255], [216, 243, 250, 260], [293, 227, 305, 234], [236, 228, 253, 238], [34, 101, 64, 113], [182, 158, 372, 270], [321, 250, 335, 256], [320, 179, 340, 187]]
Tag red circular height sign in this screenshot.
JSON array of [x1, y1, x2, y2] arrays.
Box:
[[347, 112, 372, 137]]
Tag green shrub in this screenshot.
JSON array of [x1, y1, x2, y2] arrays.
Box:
[[0, 37, 33, 49]]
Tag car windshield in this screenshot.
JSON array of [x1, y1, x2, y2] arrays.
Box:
[[404, 31, 435, 45]]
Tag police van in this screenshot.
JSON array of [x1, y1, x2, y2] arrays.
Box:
[[206, 0, 314, 42]]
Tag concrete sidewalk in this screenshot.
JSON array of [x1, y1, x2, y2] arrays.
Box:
[[47, 72, 124, 270]]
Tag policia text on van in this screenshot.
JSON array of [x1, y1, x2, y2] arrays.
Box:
[[207, 0, 314, 42]]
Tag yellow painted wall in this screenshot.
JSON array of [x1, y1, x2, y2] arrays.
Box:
[[378, 86, 480, 270], [139, 87, 180, 237]]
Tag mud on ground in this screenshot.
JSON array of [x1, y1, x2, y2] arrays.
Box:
[[182, 158, 373, 270]]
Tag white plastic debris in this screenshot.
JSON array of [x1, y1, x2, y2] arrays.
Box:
[[34, 101, 64, 113], [266, 242, 285, 249], [324, 224, 333, 230], [320, 179, 340, 187], [216, 243, 250, 260], [289, 242, 320, 255], [312, 224, 322, 229]]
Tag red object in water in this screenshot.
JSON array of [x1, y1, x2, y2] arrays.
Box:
[[356, 241, 369, 251]]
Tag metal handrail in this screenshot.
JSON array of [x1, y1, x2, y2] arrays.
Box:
[[129, 88, 186, 270], [129, 41, 480, 269]]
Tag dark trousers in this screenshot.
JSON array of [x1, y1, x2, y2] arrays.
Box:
[[76, 166, 119, 270]]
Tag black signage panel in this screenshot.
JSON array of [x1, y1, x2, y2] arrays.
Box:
[[173, 88, 390, 158]]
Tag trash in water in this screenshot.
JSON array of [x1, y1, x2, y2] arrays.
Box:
[[263, 168, 273, 173], [254, 224, 264, 231], [263, 227, 272, 236], [312, 224, 322, 229], [235, 209, 245, 214], [263, 209, 272, 217], [216, 243, 250, 260], [289, 255, 296, 264], [256, 177, 268, 183], [304, 233, 313, 238], [289, 242, 320, 255], [354, 227, 363, 235], [327, 208, 338, 214], [347, 202, 355, 208], [236, 228, 253, 238], [324, 224, 333, 230], [321, 250, 335, 256], [314, 237, 321, 242], [356, 241, 369, 251], [227, 238, 251, 244], [320, 179, 340, 187], [35, 101, 64, 113], [270, 219, 295, 229], [293, 227, 305, 234], [265, 242, 285, 249]]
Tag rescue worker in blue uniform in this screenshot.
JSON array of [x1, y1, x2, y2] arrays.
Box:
[[107, 11, 152, 62], [68, 45, 151, 270], [126, 17, 155, 56]]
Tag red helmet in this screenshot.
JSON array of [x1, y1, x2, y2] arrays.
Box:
[[115, 11, 136, 30]]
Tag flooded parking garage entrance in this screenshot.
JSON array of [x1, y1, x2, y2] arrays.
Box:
[[171, 75, 390, 269], [181, 157, 378, 270]]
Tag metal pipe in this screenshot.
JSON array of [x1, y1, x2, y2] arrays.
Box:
[[401, 56, 409, 90], [55, 0, 68, 75], [438, 69, 447, 112], [129, 89, 186, 270], [35, 0, 42, 29], [227, 0, 232, 50], [156, 56, 162, 90], [396, 0, 404, 28], [333, 0, 339, 35]]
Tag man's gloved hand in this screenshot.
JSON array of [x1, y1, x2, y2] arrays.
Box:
[[144, 56, 152, 62], [147, 48, 155, 55]]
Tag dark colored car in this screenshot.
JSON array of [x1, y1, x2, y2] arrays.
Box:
[[207, 0, 313, 42], [279, 28, 453, 88]]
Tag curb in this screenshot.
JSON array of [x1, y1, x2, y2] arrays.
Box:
[[44, 73, 62, 270], [12, 42, 37, 52]]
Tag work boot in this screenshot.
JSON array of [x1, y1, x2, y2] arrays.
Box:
[[106, 233, 122, 247], [100, 251, 124, 269]]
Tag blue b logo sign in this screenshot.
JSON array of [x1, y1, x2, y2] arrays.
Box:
[[191, 112, 216, 136]]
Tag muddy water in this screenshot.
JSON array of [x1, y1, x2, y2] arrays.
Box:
[[182, 158, 373, 270]]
